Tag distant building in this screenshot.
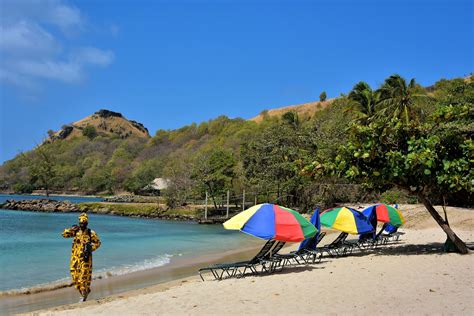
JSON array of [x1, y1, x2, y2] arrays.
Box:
[[150, 178, 170, 190], [143, 178, 170, 195]]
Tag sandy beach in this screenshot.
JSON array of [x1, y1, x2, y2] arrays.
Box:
[[21, 204, 473, 316]]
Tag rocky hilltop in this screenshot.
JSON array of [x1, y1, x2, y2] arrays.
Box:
[[48, 109, 150, 142]]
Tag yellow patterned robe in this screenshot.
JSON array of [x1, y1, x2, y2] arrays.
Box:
[[62, 227, 101, 295]]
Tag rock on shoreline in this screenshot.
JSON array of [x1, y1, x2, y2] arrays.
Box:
[[0, 199, 78, 212], [0, 199, 199, 222]]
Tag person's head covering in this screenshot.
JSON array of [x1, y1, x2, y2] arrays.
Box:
[[78, 213, 89, 224]]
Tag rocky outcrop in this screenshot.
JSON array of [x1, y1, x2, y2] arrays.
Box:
[[47, 125, 74, 142], [1, 199, 198, 222], [129, 120, 149, 135], [94, 109, 123, 118], [1, 199, 78, 212], [78, 203, 197, 221]]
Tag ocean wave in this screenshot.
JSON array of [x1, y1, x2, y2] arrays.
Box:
[[0, 254, 175, 297], [99, 253, 174, 276], [0, 278, 73, 297]]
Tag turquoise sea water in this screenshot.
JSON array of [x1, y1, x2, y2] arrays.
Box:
[[0, 195, 252, 292]]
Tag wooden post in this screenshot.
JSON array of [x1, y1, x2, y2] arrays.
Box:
[[242, 189, 245, 211], [205, 191, 208, 220], [226, 190, 230, 218], [254, 194, 257, 206]]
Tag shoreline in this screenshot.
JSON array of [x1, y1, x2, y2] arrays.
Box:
[[27, 227, 474, 316], [0, 206, 200, 223], [0, 240, 265, 315], [3, 204, 473, 315]]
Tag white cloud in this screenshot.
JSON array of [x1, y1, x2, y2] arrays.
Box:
[[0, 21, 61, 57], [1, 0, 83, 32], [47, 2, 82, 32], [13, 60, 82, 83], [0, 0, 115, 93], [73, 47, 115, 67]]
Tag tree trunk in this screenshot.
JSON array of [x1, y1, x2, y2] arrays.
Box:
[[206, 183, 218, 210], [417, 193, 468, 254], [442, 196, 449, 225], [45, 184, 50, 197]]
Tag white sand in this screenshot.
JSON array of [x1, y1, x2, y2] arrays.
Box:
[[30, 206, 474, 315]]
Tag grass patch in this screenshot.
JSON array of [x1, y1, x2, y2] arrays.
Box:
[[77, 202, 201, 218]]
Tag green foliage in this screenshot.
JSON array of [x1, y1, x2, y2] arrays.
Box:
[[281, 111, 300, 129], [124, 159, 163, 194], [78, 202, 163, 216], [161, 159, 194, 208], [82, 125, 98, 140], [28, 145, 57, 195], [376, 74, 428, 124], [192, 148, 235, 208], [348, 81, 379, 119], [12, 182, 34, 194], [77, 202, 201, 218], [307, 75, 473, 205], [380, 188, 417, 204], [319, 91, 327, 102], [2, 74, 471, 210], [241, 112, 313, 206]]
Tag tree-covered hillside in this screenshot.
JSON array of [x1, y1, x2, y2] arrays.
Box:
[[1, 75, 472, 211]]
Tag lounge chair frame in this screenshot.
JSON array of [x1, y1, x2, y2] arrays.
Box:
[[198, 239, 277, 281]]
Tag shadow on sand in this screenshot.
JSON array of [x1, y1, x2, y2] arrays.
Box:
[[346, 240, 474, 257], [259, 264, 324, 277]]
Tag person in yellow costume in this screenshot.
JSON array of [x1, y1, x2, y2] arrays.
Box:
[[62, 213, 101, 302]]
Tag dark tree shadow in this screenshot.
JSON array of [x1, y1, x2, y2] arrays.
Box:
[[344, 240, 474, 257], [371, 242, 448, 256], [260, 265, 324, 277]]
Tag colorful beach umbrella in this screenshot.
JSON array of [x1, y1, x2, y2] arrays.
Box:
[[298, 208, 321, 251], [223, 203, 317, 242], [362, 203, 405, 227], [320, 207, 374, 235]]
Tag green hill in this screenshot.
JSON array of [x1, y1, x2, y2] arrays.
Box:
[[1, 74, 472, 209]]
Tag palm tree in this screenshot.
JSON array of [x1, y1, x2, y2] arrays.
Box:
[[347, 81, 379, 119], [376, 74, 427, 124]]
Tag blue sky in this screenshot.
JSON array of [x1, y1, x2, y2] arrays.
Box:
[[0, 0, 472, 163]]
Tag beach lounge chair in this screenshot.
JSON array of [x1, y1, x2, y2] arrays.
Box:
[[381, 230, 405, 243], [320, 232, 352, 257], [348, 229, 386, 250], [273, 232, 328, 268], [198, 239, 276, 281], [259, 241, 287, 273], [367, 225, 399, 246], [302, 232, 327, 263]]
